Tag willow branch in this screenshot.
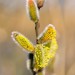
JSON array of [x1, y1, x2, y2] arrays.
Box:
[[35, 21, 40, 44]]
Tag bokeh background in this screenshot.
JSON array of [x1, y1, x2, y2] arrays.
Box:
[[0, 0, 75, 75]]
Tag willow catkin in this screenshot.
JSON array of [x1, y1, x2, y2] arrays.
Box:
[[26, 0, 39, 23]]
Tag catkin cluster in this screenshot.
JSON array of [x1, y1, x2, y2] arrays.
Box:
[[11, 0, 58, 73]]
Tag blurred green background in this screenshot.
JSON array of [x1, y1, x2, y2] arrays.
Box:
[[0, 0, 75, 75]]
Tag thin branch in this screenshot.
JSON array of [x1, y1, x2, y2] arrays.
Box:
[[35, 21, 40, 44]]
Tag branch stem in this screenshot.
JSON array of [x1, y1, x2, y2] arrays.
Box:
[[35, 21, 40, 44]]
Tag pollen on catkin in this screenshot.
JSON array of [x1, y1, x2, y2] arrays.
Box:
[[11, 31, 34, 52], [37, 24, 56, 43]]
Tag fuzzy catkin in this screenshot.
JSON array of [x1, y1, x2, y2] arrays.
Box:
[[26, 0, 39, 23]]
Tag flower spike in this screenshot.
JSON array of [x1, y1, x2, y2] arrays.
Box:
[[37, 24, 56, 43], [26, 0, 39, 23], [34, 39, 58, 72], [11, 31, 34, 52]]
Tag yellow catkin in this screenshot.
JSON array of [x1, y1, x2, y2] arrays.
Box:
[[26, 0, 39, 23], [34, 39, 58, 71], [38, 24, 56, 43], [11, 32, 34, 52]]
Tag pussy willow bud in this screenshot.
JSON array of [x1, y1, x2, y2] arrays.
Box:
[[26, 0, 39, 23], [36, 0, 45, 9]]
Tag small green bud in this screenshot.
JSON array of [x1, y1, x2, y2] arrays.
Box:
[[36, 0, 45, 9]]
